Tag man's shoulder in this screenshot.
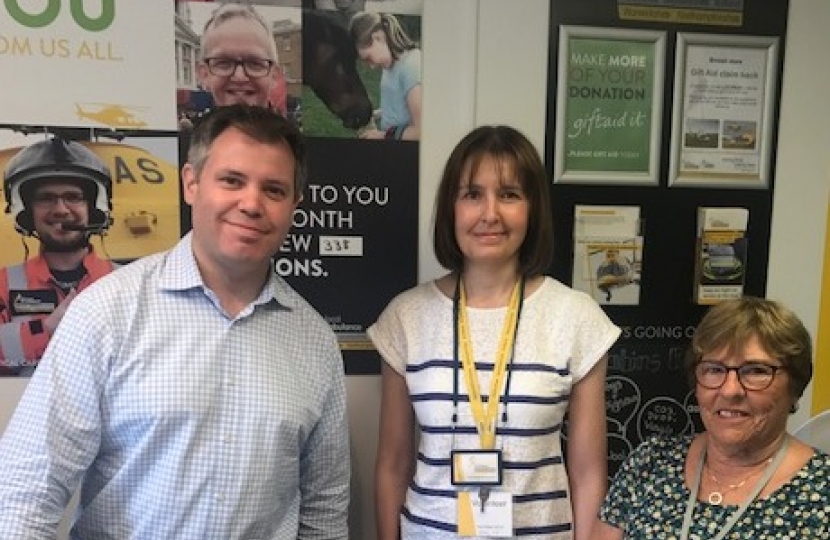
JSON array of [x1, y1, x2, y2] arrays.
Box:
[[272, 276, 330, 323], [78, 250, 169, 298], [0, 255, 50, 289], [0, 255, 46, 274]]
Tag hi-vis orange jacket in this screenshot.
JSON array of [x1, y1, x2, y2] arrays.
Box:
[[0, 250, 116, 376]]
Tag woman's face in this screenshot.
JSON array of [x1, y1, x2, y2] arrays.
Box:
[[357, 30, 392, 69], [453, 155, 529, 270], [696, 334, 793, 454]]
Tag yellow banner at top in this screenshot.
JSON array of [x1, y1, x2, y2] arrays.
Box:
[[618, 6, 743, 26]]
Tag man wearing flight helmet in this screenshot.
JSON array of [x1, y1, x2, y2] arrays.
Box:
[[0, 137, 117, 376]]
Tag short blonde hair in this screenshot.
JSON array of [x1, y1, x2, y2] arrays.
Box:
[[685, 296, 813, 400], [200, 3, 278, 62]]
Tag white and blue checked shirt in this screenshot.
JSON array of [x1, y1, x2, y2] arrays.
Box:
[[0, 233, 350, 540]]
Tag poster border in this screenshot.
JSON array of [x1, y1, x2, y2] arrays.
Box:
[[553, 25, 666, 186], [668, 32, 779, 189]]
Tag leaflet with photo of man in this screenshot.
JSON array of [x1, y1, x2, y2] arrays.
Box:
[[573, 205, 643, 306]]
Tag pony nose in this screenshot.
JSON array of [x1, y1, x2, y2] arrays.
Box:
[[342, 103, 373, 129]]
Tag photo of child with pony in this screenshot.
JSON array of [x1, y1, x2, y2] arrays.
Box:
[[302, 0, 422, 140]]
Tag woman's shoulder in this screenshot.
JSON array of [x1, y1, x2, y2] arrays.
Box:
[[534, 276, 595, 301], [380, 278, 449, 315], [813, 447, 830, 462], [761, 446, 830, 526], [625, 434, 693, 468], [530, 276, 611, 317], [798, 447, 830, 490]]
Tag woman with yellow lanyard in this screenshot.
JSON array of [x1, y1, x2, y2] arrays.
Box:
[[368, 125, 621, 540]]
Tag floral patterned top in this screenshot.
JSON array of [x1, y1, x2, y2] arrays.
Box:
[[600, 435, 830, 539]]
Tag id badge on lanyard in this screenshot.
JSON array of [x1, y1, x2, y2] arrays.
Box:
[[452, 449, 512, 536], [451, 278, 524, 537]]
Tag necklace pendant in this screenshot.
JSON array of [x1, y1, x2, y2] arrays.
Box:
[[708, 491, 723, 505]]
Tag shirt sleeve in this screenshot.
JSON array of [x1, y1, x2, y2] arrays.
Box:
[[0, 317, 48, 368], [366, 294, 409, 376], [399, 49, 422, 99], [0, 288, 109, 537], [0, 277, 50, 367], [568, 290, 621, 381], [298, 334, 350, 540]]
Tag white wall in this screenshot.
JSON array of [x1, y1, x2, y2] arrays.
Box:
[[766, 0, 830, 429], [1, 2, 826, 540]]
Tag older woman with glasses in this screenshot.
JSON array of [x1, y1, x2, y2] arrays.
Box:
[[592, 296, 829, 540]]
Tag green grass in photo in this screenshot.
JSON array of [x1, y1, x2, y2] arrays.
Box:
[[302, 63, 381, 138]]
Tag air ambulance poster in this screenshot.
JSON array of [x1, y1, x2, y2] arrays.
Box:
[[289, 137, 418, 373], [1, 1, 181, 266], [289, 0, 421, 372], [0, 1, 176, 130], [0, 129, 181, 266], [176, 0, 419, 372]]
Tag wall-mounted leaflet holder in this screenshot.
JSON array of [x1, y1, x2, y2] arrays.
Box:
[[693, 207, 749, 305], [572, 205, 644, 306]]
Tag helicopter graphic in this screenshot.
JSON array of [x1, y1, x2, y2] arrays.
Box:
[[76, 103, 148, 129]]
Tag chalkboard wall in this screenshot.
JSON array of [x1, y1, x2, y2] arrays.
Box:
[[545, 0, 789, 475]]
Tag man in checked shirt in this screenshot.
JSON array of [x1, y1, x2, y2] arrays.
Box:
[[0, 104, 350, 539]]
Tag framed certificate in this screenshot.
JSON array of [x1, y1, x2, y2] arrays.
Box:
[[668, 33, 779, 189]]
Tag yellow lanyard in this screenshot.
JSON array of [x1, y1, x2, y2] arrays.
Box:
[[457, 279, 522, 450]]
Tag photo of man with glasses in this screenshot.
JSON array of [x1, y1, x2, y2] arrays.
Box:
[[197, 3, 287, 113], [0, 137, 117, 376]]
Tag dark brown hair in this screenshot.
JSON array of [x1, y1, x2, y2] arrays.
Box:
[[188, 104, 306, 196], [432, 125, 553, 276], [349, 12, 417, 60]]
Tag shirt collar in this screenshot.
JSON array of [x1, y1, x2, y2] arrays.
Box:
[[159, 232, 295, 311]]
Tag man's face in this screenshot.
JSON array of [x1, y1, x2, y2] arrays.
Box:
[[182, 126, 300, 279], [197, 17, 278, 107], [30, 181, 90, 252]]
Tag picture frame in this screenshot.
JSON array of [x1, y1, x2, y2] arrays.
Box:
[[668, 33, 779, 189], [553, 25, 666, 186]]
